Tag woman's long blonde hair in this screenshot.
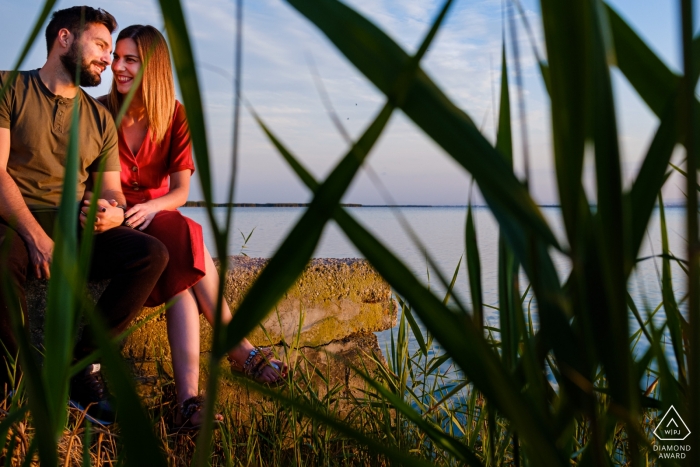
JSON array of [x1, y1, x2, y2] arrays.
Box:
[[106, 25, 175, 144]]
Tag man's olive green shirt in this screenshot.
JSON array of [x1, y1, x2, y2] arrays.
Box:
[[0, 69, 120, 210]]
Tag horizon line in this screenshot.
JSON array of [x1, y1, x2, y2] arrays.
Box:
[[183, 202, 688, 208]]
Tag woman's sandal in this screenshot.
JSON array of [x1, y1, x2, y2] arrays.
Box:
[[170, 395, 222, 434], [228, 347, 288, 386]]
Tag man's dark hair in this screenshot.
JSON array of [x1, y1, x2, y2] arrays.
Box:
[[45, 6, 117, 55]]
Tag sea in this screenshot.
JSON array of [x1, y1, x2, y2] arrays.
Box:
[[181, 206, 687, 359]]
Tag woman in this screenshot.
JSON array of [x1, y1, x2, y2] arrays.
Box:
[[101, 25, 288, 430]]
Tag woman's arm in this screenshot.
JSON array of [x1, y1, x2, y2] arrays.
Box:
[[145, 170, 190, 211], [123, 170, 190, 230]]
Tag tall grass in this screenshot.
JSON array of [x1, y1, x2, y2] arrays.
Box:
[[0, 0, 698, 465], [0, 285, 674, 466]]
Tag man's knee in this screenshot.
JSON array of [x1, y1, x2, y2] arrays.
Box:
[[142, 235, 169, 272]]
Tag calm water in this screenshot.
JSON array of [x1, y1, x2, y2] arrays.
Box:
[[181, 206, 687, 355]]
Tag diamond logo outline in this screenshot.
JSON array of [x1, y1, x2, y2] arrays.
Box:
[[653, 405, 691, 441]]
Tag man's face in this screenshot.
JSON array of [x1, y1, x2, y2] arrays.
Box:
[[59, 23, 113, 87]]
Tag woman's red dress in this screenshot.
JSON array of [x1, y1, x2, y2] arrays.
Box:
[[118, 100, 205, 306]]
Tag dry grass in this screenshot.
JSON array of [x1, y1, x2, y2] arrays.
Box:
[[0, 328, 668, 467]]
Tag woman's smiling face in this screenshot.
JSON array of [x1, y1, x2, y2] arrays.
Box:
[[111, 38, 141, 95]]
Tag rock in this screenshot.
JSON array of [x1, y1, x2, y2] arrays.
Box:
[[216, 257, 396, 347], [25, 257, 397, 358], [24, 257, 396, 427]]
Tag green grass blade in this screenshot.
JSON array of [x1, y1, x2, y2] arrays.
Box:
[[680, 6, 698, 451], [627, 103, 679, 265], [607, 4, 680, 116], [443, 255, 462, 306], [156, 0, 234, 458], [668, 162, 700, 189], [513, 0, 551, 94], [609, 5, 700, 270], [498, 236, 520, 370], [589, 0, 636, 417], [465, 206, 483, 329], [222, 103, 394, 355], [648, 320, 683, 431], [81, 303, 168, 467], [157, 0, 218, 235], [427, 353, 451, 375], [539, 0, 590, 251], [44, 25, 86, 439], [76, 57, 149, 283], [494, 41, 520, 370], [626, 292, 652, 343], [77, 161, 105, 285], [0, 269, 56, 466], [658, 194, 687, 384], [399, 298, 428, 356], [496, 42, 513, 163], [81, 421, 91, 467]]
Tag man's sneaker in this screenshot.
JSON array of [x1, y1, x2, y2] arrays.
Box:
[[69, 363, 116, 425]]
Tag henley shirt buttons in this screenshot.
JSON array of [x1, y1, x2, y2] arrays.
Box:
[[131, 166, 138, 172]]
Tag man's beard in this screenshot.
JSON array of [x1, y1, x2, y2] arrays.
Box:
[[59, 41, 103, 87]]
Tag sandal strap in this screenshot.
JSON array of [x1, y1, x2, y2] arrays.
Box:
[[232, 347, 275, 378], [249, 348, 275, 378], [180, 395, 205, 421]]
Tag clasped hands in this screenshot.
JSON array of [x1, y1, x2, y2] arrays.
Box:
[[80, 198, 158, 231], [79, 198, 125, 233], [32, 199, 158, 280]]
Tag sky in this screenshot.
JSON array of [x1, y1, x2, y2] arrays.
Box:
[[0, 0, 692, 205]]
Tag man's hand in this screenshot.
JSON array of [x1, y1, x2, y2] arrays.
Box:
[[124, 201, 160, 230], [80, 199, 124, 233], [26, 230, 54, 279]]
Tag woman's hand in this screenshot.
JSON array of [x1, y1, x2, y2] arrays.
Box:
[[124, 201, 160, 230], [80, 199, 127, 233]]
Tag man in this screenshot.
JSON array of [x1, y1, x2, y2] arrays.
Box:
[[0, 6, 169, 423]]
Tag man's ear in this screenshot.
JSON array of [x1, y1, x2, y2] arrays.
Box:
[[55, 28, 74, 51]]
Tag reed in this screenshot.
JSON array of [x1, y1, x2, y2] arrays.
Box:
[[0, 0, 696, 465], [0, 283, 671, 466]]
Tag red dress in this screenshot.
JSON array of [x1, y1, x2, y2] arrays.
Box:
[[118, 100, 205, 306]]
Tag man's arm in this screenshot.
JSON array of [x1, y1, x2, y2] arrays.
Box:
[[0, 128, 54, 279], [99, 171, 126, 207], [79, 171, 125, 233]]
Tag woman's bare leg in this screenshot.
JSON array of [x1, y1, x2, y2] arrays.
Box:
[[191, 246, 288, 383], [166, 288, 223, 425]]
